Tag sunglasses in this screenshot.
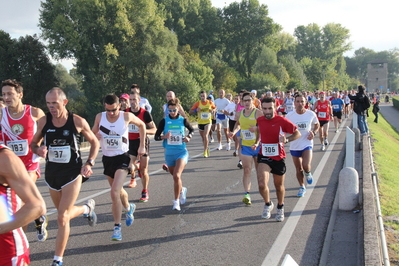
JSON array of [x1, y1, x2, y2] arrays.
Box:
[[105, 108, 118, 112], [168, 109, 177, 112]]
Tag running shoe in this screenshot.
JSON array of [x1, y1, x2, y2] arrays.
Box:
[[83, 199, 97, 226], [297, 186, 306, 197], [217, 143, 223, 150], [276, 207, 285, 222], [140, 190, 149, 202], [180, 187, 187, 205], [324, 139, 329, 145], [237, 160, 243, 169], [226, 142, 231, 151], [242, 193, 251, 205], [111, 226, 122, 241], [305, 172, 313, 185], [128, 178, 137, 188], [51, 260, 63, 266], [209, 137, 214, 143], [335, 129, 339, 133], [203, 149, 209, 158], [261, 202, 274, 219], [125, 203, 136, 226], [321, 144, 325, 151], [172, 199, 181, 211], [36, 215, 48, 242], [162, 164, 169, 172], [233, 150, 238, 157]]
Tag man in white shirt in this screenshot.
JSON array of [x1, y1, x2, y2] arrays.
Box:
[[130, 84, 152, 113], [214, 89, 231, 150]]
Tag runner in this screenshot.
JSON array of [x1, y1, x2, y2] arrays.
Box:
[[0, 145, 46, 266], [313, 92, 332, 151], [130, 84, 152, 113], [286, 94, 319, 197], [119, 93, 130, 111], [235, 90, 247, 168], [92, 94, 146, 241], [126, 91, 156, 202], [214, 89, 231, 150], [189, 91, 215, 157], [229, 92, 263, 205], [343, 90, 351, 118], [224, 94, 240, 156], [1, 79, 47, 241], [154, 98, 194, 211], [330, 92, 345, 132], [31, 87, 100, 266], [283, 92, 295, 115], [254, 97, 300, 222]]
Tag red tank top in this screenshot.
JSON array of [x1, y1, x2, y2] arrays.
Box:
[[1, 105, 39, 167], [0, 148, 30, 262], [127, 107, 146, 140], [316, 101, 330, 121]]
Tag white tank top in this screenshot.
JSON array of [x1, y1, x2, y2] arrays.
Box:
[[99, 111, 129, 156]]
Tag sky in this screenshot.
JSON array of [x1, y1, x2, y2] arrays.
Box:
[[1, 0, 398, 70]]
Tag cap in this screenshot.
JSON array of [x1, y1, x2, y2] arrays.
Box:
[[207, 95, 214, 101], [120, 93, 129, 100], [319, 92, 325, 95], [251, 90, 257, 93]]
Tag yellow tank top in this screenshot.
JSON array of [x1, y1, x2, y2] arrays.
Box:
[[197, 100, 212, 124], [239, 108, 257, 146]]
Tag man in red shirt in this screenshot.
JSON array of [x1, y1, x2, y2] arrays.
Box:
[[253, 97, 300, 222]]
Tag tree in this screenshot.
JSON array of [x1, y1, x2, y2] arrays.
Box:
[[221, 0, 281, 79]]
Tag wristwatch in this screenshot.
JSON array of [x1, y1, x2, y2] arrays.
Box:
[[86, 159, 95, 167]]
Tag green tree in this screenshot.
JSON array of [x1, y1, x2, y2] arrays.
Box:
[[221, 0, 281, 79]]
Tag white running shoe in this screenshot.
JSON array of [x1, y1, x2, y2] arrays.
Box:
[[321, 144, 325, 151], [217, 143, 223, 150], [172, 200, 181, 211], [180, 187, 187, 205], [226, 142, 231, 151], [276, 207, 285, 222], [261, 202, 274, 219], [324, 138, 329, 145]]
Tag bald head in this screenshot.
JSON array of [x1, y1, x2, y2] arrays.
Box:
[[166, 91, 176, 101], [46, 87, 67, 101]]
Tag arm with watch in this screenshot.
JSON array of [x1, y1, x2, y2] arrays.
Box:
[[79, 117, 100, 179]]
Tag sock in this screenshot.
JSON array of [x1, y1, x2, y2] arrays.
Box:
[[114, 223, 121, 227], [124, 205, 130, 212], [265, 201, 272, 206], [277, 204, 284, 209], [54, 256, 63, 262], [83, 205, 90, 215]]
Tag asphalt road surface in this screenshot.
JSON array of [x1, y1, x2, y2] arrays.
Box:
[[27, 118, 349, 266]]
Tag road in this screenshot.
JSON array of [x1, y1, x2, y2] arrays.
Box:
[[27, 117, 350, 266]]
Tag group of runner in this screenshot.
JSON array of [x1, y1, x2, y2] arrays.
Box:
[[0, 79, 357, 265]]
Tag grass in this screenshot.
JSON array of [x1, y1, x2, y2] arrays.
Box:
[[367, 107, 399, 261]]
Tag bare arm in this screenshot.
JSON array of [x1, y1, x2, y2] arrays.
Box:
[[0, 148, 46, 233], [30, 116, 47, 158], [74, 115, 100, 177], [31, 106, 45, 122]]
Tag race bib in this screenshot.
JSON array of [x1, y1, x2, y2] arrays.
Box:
[[286, 106, 294, 112], [241, 130, 255, 140], [7, 139, 29, 156], [333, 104, 339, 110], [167, 130, 183, 145], [48, 145, 71, 163], [201, 112, 211, 120], [295, 121, 308, 130], [318, 112, 326, 118], [103, 135, 122, 150], [129, 124, 139, 133], [261, 143, 279, 157]]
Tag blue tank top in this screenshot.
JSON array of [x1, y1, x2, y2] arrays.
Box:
[[163, 116, 186, 150]]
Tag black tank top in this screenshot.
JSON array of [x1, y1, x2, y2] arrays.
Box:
[[42, 110, 82, 177]]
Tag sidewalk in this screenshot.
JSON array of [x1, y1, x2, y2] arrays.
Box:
[[378, 101, 399, 132]]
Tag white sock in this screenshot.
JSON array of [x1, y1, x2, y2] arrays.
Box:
[[83, 205, 90, 215], [54, 256, 63, 262]]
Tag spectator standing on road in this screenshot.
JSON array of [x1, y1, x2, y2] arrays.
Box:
[[126, 91, 156, 201], [286, 94, 319, 197], [31, 87, 100, 266], [313, 92, 332, 151], [0, 145, 46, 266], [92, 94, 146, 241], [229, 92, 263, 206], [372, 100, 380, 123], [254, 97, 300, 222], [1, 79, 47, 241], [155, 98, 194, 211], [348, 85, 370, 135], [330, 92, 345, 132]]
